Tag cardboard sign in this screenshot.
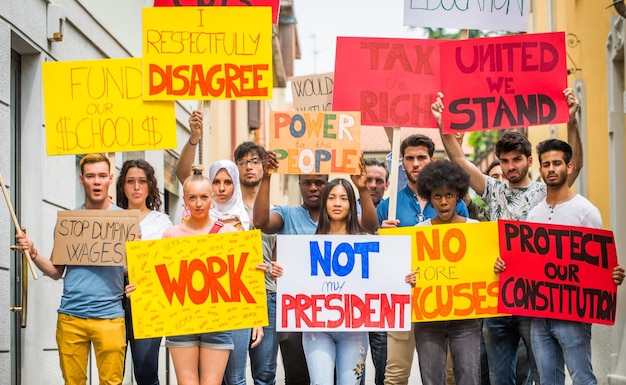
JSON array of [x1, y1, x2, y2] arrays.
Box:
[[440, 32, 568, 133], [153, 0, 280, 24], [498, 220, 618, 325], [127, 229, 268, 339], [51, 210, 140, 266], [333, 37, 441, 128], [403, 0, 527, 32], [269, 111, 361, 174], [42, 58, 176, 155], [276, 234, 412, 331], [291, 72, 334, 112], [380, 222, 505, 322], [142, 6, 273, 100]]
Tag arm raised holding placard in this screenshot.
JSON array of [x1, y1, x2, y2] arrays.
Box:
[[434, 88, 583, 196], [432, 92, 489, 196], [175, 110, 203, 184]]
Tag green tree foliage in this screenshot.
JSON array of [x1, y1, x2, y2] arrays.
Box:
[[467, 130, 501, 162]]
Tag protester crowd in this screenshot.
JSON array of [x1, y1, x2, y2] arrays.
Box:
[[13, 88, 625, 385]]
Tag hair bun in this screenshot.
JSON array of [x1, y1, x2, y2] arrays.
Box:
[[191, 164, 204, 176]]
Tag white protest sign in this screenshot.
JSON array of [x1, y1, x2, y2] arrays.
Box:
[[276, 234, 412, 332], [403, 0, 528, 32]]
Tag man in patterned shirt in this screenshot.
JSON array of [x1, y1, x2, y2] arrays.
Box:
[[431, 88, 583, 385]]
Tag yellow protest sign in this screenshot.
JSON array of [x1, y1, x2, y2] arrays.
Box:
[[126, 229, 268, 339], [379, 221, 506, 322], [270, 111, 361, 174], [142, 6, 273, 100], [52, 210, 140, 266], [42, 58, 176, 155]]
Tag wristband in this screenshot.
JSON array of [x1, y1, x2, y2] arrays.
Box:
[[188, 138, 199, 146]]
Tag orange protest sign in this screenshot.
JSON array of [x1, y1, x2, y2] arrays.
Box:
[[142, 6, 273, 100], [126, 229, 267, 339], [269, 111, 361, 174], [380, 222, 506, 322]]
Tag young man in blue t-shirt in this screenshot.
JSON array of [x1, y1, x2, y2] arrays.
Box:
[[16, 153, 126, 385]]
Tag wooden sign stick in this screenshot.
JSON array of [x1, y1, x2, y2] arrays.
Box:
[[0, 172, 38, 280], [385, 126, 402, 221]]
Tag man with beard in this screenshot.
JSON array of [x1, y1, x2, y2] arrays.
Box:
[[363, 157, 389, 385], [432, 88, 583, 385], [357, 158, 389, 214], [495, 138, 624, 385], [376, 134, 468, 385], [231, 141, 279, 385], [356, 157, 389, 385]]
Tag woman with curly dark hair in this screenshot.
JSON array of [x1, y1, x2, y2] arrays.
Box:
[[412, 159, 481, 385], [416, 160, 471, 225], [117, 158, 172, 385]]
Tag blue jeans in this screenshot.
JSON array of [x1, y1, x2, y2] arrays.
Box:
[[302, 331, 368, 385], [414, 320, 481, 385], [126, 301, 161, 385], [530, 318, 595, 385], [224, 328, 252, 385], [249, 292, 279, 385], [483, 316, 539, 385]]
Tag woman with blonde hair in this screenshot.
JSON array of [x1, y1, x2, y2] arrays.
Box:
[[163, 164, 239, 385]]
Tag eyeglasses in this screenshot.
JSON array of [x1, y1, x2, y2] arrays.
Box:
[[236, 158, 262, 167]]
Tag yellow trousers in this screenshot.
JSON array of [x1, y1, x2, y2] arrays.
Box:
[[56, 314, 126, 385]]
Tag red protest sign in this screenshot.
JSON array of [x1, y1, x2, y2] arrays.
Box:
[[153, 0, 280, 24], [333, 37, 441, 128], [440, 32, 568, 133], [497, 220, 618, 325]]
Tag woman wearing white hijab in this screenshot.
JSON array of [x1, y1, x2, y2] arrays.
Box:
[[209, 159, 264, 385], [209, 160, 251, 230]]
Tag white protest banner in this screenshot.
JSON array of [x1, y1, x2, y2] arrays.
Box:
[[403, 0, 528, 32], [276, 234, 412, 332], [291, 72, 334, 112]]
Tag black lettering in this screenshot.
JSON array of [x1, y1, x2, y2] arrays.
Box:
[[519, 224, 535, 253], [449, 98, 475, 131], [501, 276, 515, 307], [538, 94, 557, 123], [548, 229, 568, 260], [493, 96, 518, 128], [504, 223, 519, 252], [472, 97, 495, 129], [516, 94, 538, 125]]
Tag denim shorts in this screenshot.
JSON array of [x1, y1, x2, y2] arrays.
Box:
[[166, 331, 233, 350]]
